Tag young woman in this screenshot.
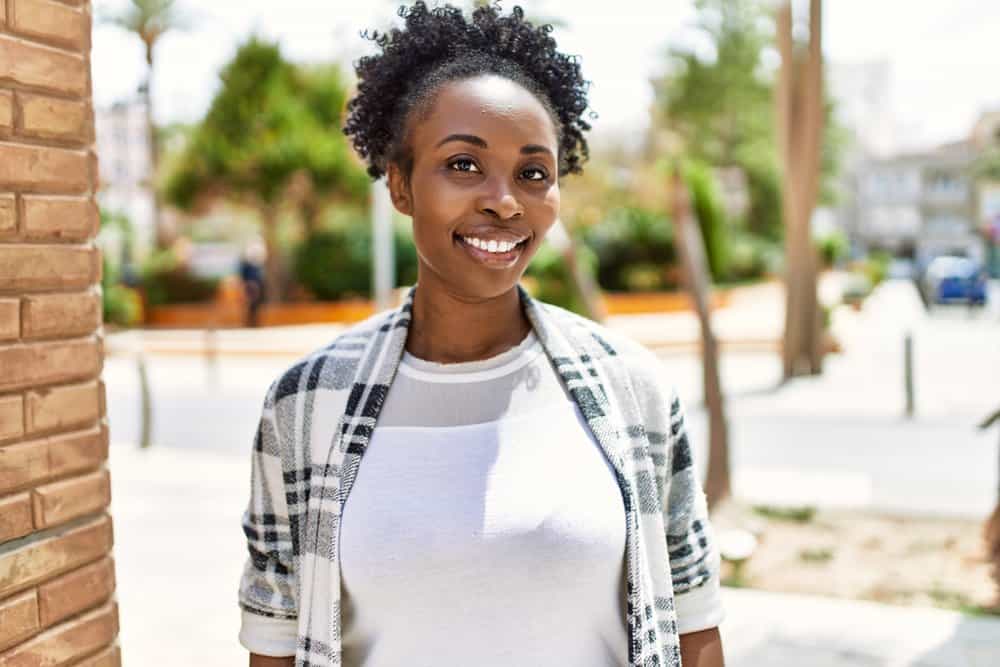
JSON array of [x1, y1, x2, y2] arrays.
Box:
[[239, 3, 725, 666]]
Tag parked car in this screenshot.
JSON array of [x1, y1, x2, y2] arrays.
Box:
[[922, 256, 988, 305]]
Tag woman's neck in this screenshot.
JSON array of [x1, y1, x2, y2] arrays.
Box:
[[404, 281, 532, 364]]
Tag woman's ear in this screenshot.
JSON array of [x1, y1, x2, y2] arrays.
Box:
[[387, 162, 413, 216]]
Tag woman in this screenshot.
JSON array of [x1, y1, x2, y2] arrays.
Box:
[[239, 3, 725, 666]]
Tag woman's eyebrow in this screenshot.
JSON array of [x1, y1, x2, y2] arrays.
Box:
[[435, 134, 555, 158], [436, 133, 487, 149]]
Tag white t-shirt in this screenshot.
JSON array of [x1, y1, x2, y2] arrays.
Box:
[[240, 329, 723, 663]]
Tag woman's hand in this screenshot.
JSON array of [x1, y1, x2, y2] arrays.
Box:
[[679, 627, 725, 666], [249, 654, 294, 666]]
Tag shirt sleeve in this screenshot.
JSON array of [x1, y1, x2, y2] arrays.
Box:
[[662, 386, 725, 633], [238, 379, 299, 657]]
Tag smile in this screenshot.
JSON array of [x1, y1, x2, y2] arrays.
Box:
[[454, 233, 529, 267]]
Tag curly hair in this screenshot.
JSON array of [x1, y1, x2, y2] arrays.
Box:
[[342, 1, 593, 181]]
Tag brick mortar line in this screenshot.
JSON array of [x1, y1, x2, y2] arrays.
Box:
[[2, 599, 119, 658], [3, 130, 93, 151], [0, 80, 89, 104], [5, 584, 117, 654], [0, 30, 87, 58], [0, 237, 100, 247], [0, 511, 109, 558]]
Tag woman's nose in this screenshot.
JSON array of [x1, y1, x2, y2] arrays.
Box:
[[477, 180, 524, 220]]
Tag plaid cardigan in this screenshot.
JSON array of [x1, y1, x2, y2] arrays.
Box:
[[239, 283, 721, 667]]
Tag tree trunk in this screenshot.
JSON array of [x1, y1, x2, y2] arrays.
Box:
[[144, 40, 167, 250], [776, 0, 825, 379], [261, 204, 286, 304], [670, 170, 731, 509]]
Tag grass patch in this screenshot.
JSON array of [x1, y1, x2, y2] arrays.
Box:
[[751, 504, 817, 523]]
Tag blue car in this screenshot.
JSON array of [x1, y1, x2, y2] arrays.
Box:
[[923, 256, 988, 305]]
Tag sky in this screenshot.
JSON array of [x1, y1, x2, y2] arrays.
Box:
[[91, 0, 1000, 154]]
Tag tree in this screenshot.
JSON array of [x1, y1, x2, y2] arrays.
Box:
[[651, 0, 844, 242], [163, 37, 368, 303], [101, 0, 189, 250], [775, 0, 824, 378], [669, 167, 731, 508]]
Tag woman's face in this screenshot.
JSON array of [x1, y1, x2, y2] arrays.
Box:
[[387, 74, 560, 301]]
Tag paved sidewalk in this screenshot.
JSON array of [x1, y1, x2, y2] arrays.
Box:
[[107, 440, 1000, 666]]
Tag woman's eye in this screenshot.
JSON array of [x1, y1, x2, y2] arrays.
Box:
[[448, 158, 480, 173], [522, 167, 548, 182]]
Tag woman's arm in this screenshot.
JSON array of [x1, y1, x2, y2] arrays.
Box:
[[680, 627, 725, 667], [249, 655, 294, 667]]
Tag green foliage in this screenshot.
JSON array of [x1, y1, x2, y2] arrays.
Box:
[[292, 217, 419, 301], [683, 160, 729, 281], [163, 37, 368, 211], [816, 229, 849, 268], [726, 229, 782, 282], [523, 240, 598, 315], [101, 256, 143, 327], [139, 248, 220, 306], [651, 0, 844, 239], [751, 504, 817, 523], [582, 206, 677, 291], [861, 251, 892, 287]]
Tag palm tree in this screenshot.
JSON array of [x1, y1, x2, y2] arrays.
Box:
[[102, 0, 189, 250]]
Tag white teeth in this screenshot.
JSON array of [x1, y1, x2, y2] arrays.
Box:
[[461, 236, 523, 254]]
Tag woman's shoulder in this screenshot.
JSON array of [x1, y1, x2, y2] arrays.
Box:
[[262, 308, 396, 406]]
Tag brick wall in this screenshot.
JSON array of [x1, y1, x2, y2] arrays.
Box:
[[0, 1, 120, 665]]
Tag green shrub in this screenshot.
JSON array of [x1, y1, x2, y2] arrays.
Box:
[[139, 248, 220, 306], [523, 240, 598, 316], [582, 206, 677, 292], [816, 229, 849, 268], [684, 160, 729, 281], [862, 251, 892, 287], [101, 255, 143, 327], [726, 231, 781, 282], [293, 219, 420, 300]]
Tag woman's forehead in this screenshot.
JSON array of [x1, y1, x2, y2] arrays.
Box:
[[414, 75, 558, 149]]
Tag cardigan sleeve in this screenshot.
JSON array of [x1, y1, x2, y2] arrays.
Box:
[[661, 386, 724, 634], [238, 378, 298, 657]]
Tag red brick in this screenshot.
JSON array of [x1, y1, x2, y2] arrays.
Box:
[[0, 142, 89, 193], [46, 425, 107, 477], [0, 438, 49, 495], [22, 291, 100, 340], [0, 245, 94, 293], [32, 469, 110, 528], [17, 93, 91, 143], [0, 394, 25, 442], [0, 591, 38, 653], [0, 299, 18, 341], [0, 492, 33, 542], [0, 91, 12, 133], [72, 646, 120, 667], [25, 380, 99, 435], [0, 338, 101, 393], [0, 516, 112, 599], [37, 557, 114, 628], [0, 601, 118, 667], [11, 0, 88, 52], [0, 194, 14, 238], [21, 196, 97, 242], [0, 35, 87, 96]]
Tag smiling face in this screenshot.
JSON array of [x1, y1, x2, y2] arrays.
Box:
[[386, 74, 561, 301]]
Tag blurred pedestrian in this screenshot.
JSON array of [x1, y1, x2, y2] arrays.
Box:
[[237, 4, 725, 667], [238, 237, 266, 328]]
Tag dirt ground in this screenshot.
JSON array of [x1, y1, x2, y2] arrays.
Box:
[[710, 502, 1000, 616]]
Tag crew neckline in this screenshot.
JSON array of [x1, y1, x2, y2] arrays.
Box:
[[398, 329, 542, 383]]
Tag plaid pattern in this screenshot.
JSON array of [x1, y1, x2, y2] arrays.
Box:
[[239, 283, 720, 666]]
